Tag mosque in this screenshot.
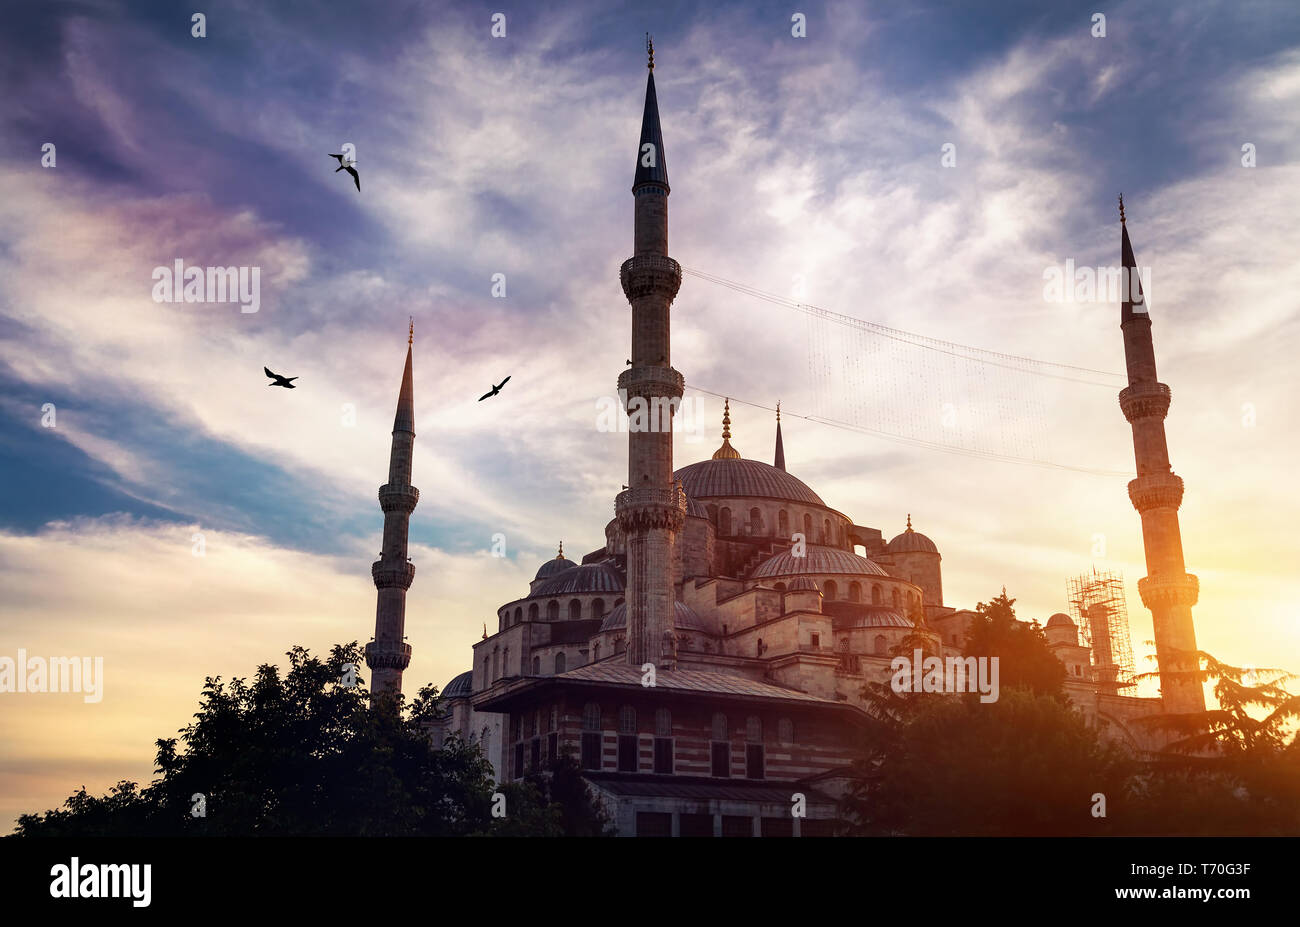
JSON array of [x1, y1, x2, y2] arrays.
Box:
[[363, 45, 1205, 837]]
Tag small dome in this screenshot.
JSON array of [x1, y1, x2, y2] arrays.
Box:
[[534, 543, 577, 581], [685, 495, 709, 519], [753, 545, 888, 578], [599, 601, 710, 634], [831, 606, 912, 629], [788, 576, 821, 593], [1046, 613, 1075, 628], [442, 671, 473, 699], [886, 515, 939, 554], [533, 561, 625, 596]]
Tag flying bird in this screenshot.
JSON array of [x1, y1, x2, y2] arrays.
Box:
[[264, 366, 298, 389], [329, 153, 360, 191], [478, 376, 511, 402]]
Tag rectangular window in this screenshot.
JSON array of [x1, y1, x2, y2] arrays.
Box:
[[547, 732, 558, 764], [653, 737, 673, 774], [721, 815, 752, 837], [635, 812, 672, 837], [618, 734, 638, 772], [761, 816, 794, 838], [746, 743, 765, 779], [513, 743, 525, 779], [679, 813, 714, 837], [581, 732, 602, 770], [711, 742, 730, 778]]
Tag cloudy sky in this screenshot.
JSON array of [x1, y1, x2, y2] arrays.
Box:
[[2, 0, 1298, 827]]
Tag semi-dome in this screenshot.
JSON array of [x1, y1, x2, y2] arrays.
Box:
[[533, 561, 625, 596], [442, 670, 473, 699], [788, 576, 821, 593], [684, 494, 709, 519], [674, 458, 824, 506], [599, 601, 710, 634], [830, 606, 913, 629], [886, 515, 939, 554], [754, 545, 889, 578], [534, 544, 577, 581]]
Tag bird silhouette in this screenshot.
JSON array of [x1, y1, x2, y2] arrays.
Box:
[[264, 366, 298, 388], [478, 376, 511, 401], [329, 153, 360, 191]]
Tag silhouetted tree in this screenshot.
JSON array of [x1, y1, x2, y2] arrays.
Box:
[[963, 590, 1066, 698]]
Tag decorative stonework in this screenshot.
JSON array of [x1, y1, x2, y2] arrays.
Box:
[[616, 486, 687, 533], [371, 559, 416, 590], [364, 639, 412, 670], [1137, 573, 1199, 609], [1119, 381, 1172, 423], [1127, 473, 1184, 512], [618, 365, 685, 401], [620, 254, 682, 302], [378, 482, 420, 513]]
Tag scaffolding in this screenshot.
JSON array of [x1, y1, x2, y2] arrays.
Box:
[[1067, 568, 1136, 692]]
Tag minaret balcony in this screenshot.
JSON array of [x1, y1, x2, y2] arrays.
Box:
[[620, 254, 682, 302], [364, 639, 412, 670], [372, 560, 416, 590], [618, 365, 684, 402], [1137, 573, 1199, 609], [1119, 382, 1171, 423], [379, 483, 420, 513], [1127, 473, 1184, 512], [615, 485, 687, 532]]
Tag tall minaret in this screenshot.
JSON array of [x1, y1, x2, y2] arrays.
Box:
[[1116, 197, 1204, 714], [617, 36, 686, 668], [364, 321, 419, 696]]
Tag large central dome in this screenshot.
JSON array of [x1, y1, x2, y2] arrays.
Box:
[[674, 458, 824, 506]]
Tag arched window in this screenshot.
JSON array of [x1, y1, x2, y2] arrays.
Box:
[[568, 599, 582, 620], [592, 598, 605, 620], [892, 589, 901, 607], [555, 652, 566, 674], [492, 648, 500, 679], [803, 513, 813, 540], [528, 602, 539, 621], [711, 712, 728, 741], [592, 642, 600, 660], [547, 600, 559, 620], [513, 606, 522, 625], [531, 655, 541, 674], [823, 580, 838, 600], [719, 507, 732, 536], [849, 582, 861, 602], [778, 718, 794, 744], [749, 507, 763, 535], [619, 705, 637, 734], [874, 635, 887, 656], [774, 582, 787, 594], [482, 657, 489, 684], [872, 585, 882, 606], [583, 702, 601, 730], [502, 648, 509, 676], [655, 708, 672, 737], [823, 518, 831, 543], [779, 510, 790, 537], [746, 715, 762, 742], [548, 707, 558, 732]]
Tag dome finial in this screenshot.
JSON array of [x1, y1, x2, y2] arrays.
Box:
[[775, 400, 781, 422], [1118, 193, 1126, 226], [408, 316, 414, 345], [906, 513, 913, 532], [558, 540, 564, 558], [646, 33, 654, 71], [712, 398, 741, 459]]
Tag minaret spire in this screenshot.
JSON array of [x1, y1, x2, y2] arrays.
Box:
[[365, 327, 420, 698], [774, 401, 786, 471], [1115, 201, 1204, 715], [617, 40, 685, 668]]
